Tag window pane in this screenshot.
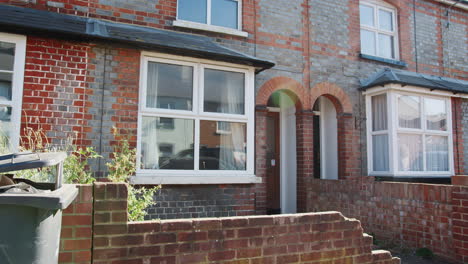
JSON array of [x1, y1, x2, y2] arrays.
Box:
[[425, 98, 447, 131], [0, 106, 12, 153], [361, 29, 376, 56], [379, 9, 393, 31], [200, 120, 246, 170], [146, 62, 193, 111], [0, 41, 15, 71], [141, 117, 194, 170], [373, 134, 389, 171], [378, 34, 394, 59], [212, 0, 238, 29], [204, 69, 245, 115], [426, 135, 449, 171], [398, 134, 423, 171], [0, 72, 12, 101], [398, 95, 420, 129], [178, 0, 207, 24], [372, 94, 387, 131], [360, 5, 374, 27]]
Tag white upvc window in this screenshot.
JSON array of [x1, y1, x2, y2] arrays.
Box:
[[359, 0, 399, 60], [173, 0, 248, 37], [365, 85, 455, 177], [134, 52, 258, 185], [0, 33, 26, 153]]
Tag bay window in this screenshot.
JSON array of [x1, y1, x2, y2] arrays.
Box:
[[0, 33, 26, 153], [135, 53, 256, 184], [366, 89, 453, 177]]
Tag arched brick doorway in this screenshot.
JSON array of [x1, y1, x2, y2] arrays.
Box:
[[310, 83, 358, 182], [255, 77, 311, 214]]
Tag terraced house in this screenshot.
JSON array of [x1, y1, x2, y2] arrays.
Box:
[[0, 0, 467, 262]]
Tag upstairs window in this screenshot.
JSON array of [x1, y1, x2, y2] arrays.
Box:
[[359, 1, 398, 60], [177, 0, 241, 30], [0, 33, 26, 153], [366, 89, 454, 177]]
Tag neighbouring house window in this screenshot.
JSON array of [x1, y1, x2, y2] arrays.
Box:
[[359, 1, 398, 59], [137, 53, 254, 180], [177, 0, 241, 30], [367, 91, 453, 177], [0, 33, 26, 153]]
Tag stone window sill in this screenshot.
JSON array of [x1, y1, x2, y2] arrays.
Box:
[[130, 174, 261, 185], [360, 53, 407, 67], [172, 20, 249, 38]]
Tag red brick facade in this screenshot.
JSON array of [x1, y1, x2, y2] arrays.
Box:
[[0, 0, 467, 261]]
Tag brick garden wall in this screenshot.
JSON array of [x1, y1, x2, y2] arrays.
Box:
[[60, 182, 400, 264], [308, 176, 468, 263], [59, 185, 94, 264]]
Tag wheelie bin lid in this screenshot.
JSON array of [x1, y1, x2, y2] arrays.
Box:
[[0, 152, 67, 173]]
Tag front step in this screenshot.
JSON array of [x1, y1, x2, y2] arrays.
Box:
[[372, 249, 401, 264]]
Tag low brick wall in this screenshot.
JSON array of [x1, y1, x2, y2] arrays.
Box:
[[60, 182, 399, 264], [59, 185, 94, 264], [307, 177, 468, 263]]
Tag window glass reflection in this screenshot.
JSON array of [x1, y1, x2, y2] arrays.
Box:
[[146, 62, 193, 111], [204, 69, 244, 115], [425, 98, 447, 131], [178, 0, 207, 24], [0, 41, 15, 71], [398, 95, 420, 129], [141, 117, 194, 170], [212, 0, 238, 29], [199, 120, 246, 170]]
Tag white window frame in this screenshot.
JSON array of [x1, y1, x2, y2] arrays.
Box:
[[173, 0, 248, 38], [359, 0, 399, 60], [132, 52, 259, 185], [365, 84, 459, 177], [0, 32, 26, 153]]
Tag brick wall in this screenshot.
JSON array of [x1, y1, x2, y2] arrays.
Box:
[[146, 185, 256, 220], [59, 185, 94, 264], [61, 182, 400, 264], [58, 179, 468, 263], [308, 176, 468, 263]]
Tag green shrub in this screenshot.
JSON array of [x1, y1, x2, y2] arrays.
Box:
[[416, 248, 434, 259], [107, 127, 160, 222], [63, 146, 100, 184]]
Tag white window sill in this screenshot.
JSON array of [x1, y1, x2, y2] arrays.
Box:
[[172, 20, 249, 38], [130, 174, 261, 185], [369, 173, 452, 178]]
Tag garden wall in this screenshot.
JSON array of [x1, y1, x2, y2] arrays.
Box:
[[307, 176, 468, 263], [59, 182, 399, 264]]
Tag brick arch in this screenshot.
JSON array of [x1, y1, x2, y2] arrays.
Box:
[[257, 76, 309, 109], [310, 82, 353, 114]]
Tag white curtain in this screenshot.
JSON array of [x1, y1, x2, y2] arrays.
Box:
[[426, 135, 448, 171], [398, 134, 423, 171], [219, 72, 246, 170], [146, 62, 159, 108], [398, 95, 421, 129], [141, 117, 160, 169], [372, 94, 387, 131], [372, 134, 389, 171]]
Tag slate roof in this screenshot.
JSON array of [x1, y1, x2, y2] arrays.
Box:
[[0, 5, 274, 72], [360, 68, 468, 94]]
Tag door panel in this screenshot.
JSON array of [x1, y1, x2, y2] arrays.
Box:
[[266, 111, 280, 214]]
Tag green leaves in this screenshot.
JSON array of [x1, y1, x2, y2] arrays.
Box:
[[107, 127, 160, 221]]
